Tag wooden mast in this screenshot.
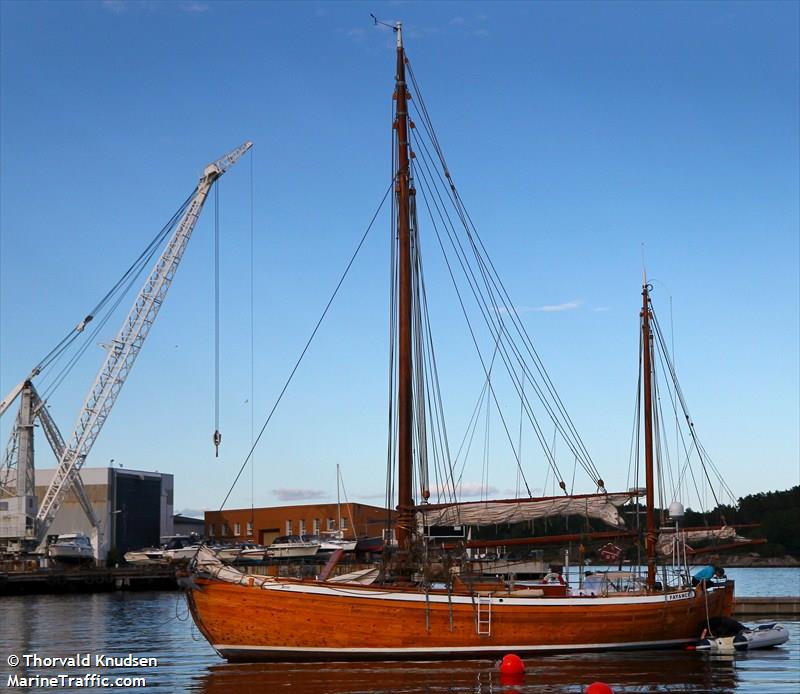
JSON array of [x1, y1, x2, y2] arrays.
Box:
[[641, 278, 657, 589], [394, 23, 414, 549]]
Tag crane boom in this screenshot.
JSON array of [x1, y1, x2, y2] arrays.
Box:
[[34, 141, 252, 544]]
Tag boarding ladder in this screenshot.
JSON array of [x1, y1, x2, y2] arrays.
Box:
[[476, 593, 492, 636]]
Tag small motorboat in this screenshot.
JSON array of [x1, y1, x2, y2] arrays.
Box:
[[265, 535, 320, 559], [162, 535, 202, 562], [49, 533, 94, 562], [218, 542, 266, 564], [304, 532, 357, 553], [124, 547, 166, 565]]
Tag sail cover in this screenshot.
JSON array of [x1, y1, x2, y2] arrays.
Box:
[[416, 493, 632, 530], [656, 526, 746, 555]]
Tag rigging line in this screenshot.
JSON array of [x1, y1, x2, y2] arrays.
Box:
[[453, 343, 496, 487], [35, 192, 195, 376], [407, 71, 599, 486], [249, 146, 255, 526], [413, 162, 535, 495], [219, 178, 395, 511], [385, 108, 398, 518], [410, 128, 599, 484], [653, 346, 678, 501], [39, 249, 154, 402], [517, 372, 524, 498], [626, 326, 643, 492], [410, 199, 431, 499], [412, 136, 561, 488], [413, 218, 459, 503], [412, 155, 549, 494], [670, 295, 680, 502], [651, 308, 736, 503], [38, 192, 193, 372], [407, 94, 600, 482], [405, 73, 580, 456], [338, 471, 357, 535], [650, 305, 733, 504]]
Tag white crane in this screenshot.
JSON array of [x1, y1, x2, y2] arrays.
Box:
[[0, 141, 251, 555]]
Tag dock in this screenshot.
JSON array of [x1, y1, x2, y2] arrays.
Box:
[[734, 597, 799, 618], [0, 565, 177, 596]]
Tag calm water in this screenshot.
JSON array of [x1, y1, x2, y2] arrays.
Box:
[[0, 568, 797, 693]]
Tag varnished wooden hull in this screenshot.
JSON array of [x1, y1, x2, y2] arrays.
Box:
[[185, 576, 734, 662]]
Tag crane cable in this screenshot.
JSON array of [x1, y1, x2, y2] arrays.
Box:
[[219, 178, 395, 510], [213, 181, 222, 456]]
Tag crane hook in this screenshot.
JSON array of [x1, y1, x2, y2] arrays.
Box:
[[213, 429, 222, 457]]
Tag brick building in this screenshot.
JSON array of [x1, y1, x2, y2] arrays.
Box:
[[204, 502, 392, 545]]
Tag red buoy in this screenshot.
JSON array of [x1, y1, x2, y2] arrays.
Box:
[[499, 653, 525, 675], [586, 683, 614, 694]]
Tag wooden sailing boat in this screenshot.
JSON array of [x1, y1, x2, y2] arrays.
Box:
[[184, 24, 734, 661]]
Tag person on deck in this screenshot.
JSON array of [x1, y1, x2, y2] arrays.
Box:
[[692, 565, 725, 587]]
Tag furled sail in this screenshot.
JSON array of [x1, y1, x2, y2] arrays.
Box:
[[415, 493, 632, 530], [656, 526, 747, 556]]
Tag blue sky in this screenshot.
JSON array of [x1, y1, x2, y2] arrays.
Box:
[[1, 1, 797, 517]]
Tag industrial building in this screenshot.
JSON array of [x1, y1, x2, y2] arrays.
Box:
[[205, 502, 391, 545], [173, 514, 205, 537], [35, 467, 174, 559]]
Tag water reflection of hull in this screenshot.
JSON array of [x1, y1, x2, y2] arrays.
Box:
[[196, 649, 739, 694]]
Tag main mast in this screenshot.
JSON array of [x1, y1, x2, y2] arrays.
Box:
[[641, 279, 657, 589], [394, 22, 414, 549]]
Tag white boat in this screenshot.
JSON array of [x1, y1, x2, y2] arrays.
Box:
[[162, 536, 201, 562], [695, 619, 789, 653], [305, 532, 357, 553], [218, 543, 266, 563], [734, 623, 790, 650], [124, 536, 199, 564], [265, 535, 320, 559], [124, 547, 166, 565], [49, 533, 94, 562]]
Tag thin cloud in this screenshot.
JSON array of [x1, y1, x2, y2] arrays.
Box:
[[450, 16, 466, 25], [273, 488, 326, 501], [533, 300, 581, 313], [594, 306, 611, 313], [102, 0, 127, 13], [181, 2, 210, 13], [357, 491, 388, 501], [497, 300, 582, 314], [346, 27, 366, 42], [430, 482, 499, 498]]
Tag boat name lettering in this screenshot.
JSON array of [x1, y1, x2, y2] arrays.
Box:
[[666, 591, 692, 602]]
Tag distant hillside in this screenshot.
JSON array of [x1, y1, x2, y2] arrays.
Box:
[[467, 486, 799, 561], [684, 485, 800, 558]]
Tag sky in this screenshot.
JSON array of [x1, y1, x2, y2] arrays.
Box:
[[1, 1, 798, 519]]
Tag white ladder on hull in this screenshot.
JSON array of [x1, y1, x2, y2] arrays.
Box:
[[476, 593, 492, 636]]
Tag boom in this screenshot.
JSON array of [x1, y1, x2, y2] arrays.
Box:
[[34, 141, 252, 546]]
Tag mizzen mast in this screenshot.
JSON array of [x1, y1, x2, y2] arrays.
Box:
[[641, 278, 657, 589], [394, 22, 415, 549]]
